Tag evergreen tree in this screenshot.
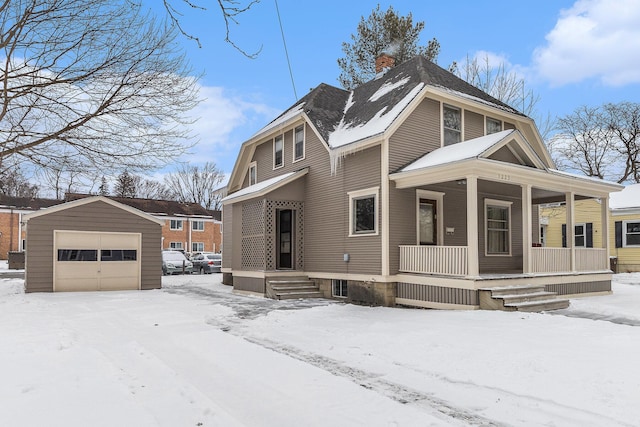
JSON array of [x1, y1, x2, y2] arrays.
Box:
[[98, 176, 109, 196], [113, 171, 137, 198], [337, 5, 440, 89]]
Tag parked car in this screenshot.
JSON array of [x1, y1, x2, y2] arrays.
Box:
[[162, 250, 193, 275], [191, 252, 222, 274]]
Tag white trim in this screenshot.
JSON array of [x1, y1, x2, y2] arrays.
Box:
[[416, 189, 445, 246], [484, 198, 512, 257], [348, 186, 380, 237], [273, 134, 284, 169], [574, 222, 587, 248], [169, 219, 183, 231], [191, 220, 205, 231], [622, 219, 640, 248], [331, 279, 348, 298], [292, 124, 305, 163], [248, 161, 257, 186], [169, 241, 183, 249]]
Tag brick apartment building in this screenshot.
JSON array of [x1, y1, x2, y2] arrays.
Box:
[[0, 194, 222, 259]]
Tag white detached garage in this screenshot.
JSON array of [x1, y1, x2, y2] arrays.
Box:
[[24, 196, 164, 293]]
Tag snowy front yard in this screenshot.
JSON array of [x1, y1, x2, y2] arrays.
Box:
[[1, 271, 639, 426]]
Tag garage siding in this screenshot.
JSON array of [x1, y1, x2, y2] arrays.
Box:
[[26, 200, 162, 292]]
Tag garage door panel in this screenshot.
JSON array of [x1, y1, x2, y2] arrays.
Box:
[[54, 231, 141, 292], [55, 231, 100, 249], [100, 233, 139, 249]]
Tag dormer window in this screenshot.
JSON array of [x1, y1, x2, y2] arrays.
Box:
[[274, 135, 284, 169], [443, 105, 461, 146], [248, 161, 257, 186], [486, 117, 502, 135]]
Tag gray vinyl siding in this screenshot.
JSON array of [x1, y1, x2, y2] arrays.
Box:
[[388, 184, 416, 274], [25, 201, 161, 292], [233, 276, 265, 294], [504, 122, 516, 130], [388, 98, 440, 172], [222, 204, 233, 268], [464, 110, 484, 140], [490, 146, 522, 164], [478, 180, 523, 273]]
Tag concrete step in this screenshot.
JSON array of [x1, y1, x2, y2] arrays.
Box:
[[481, 284, 546, 297], [270, 284, 319, 292], [275, 291, 324, 300], [500, 291, 559, 305], [505, 298, 570, 312]]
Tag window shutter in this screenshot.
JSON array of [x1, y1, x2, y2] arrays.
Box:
[[615, 221, 623, 248], [586, 223, 593, 248], [561, 224, 567, 248]]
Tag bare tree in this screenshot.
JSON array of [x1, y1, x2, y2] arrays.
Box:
[[164, 162, 225, 209], [136, 178, 176, 200], [0, 166, 39, 198], [552, 103, 640, 183], [0, 0, 199, 177], [113, 171, 137, 198], [163, 0, 261, 57]]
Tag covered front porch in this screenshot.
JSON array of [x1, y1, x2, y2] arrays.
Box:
[[388, 130, 621, 309]]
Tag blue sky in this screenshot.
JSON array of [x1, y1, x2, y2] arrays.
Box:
[[147, 0, 640, 179]]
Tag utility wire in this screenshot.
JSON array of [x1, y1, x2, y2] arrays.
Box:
[[274, 0, 298, 100]]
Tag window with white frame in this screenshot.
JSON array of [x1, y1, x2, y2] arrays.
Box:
[[192, 242, 204, 252], [624, 221, 640, 246], [574, 223, 587, 248], [192, 220, 204, 231], [485, 199, 511, 255], [443, 104, 461, 146], [486, 117, 502, 134], [294, 125, 305, 161], [248, 161, 257, 186], [170, 219, 183, 230], [274, 135, 284, 168], [170, 242, 183, 249], [332, 279, 348, 298], [349, 187, 379, 236]]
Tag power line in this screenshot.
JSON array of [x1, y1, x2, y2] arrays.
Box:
[[274, 0, 298, 100]]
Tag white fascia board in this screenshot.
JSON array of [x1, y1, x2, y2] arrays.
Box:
[[222, 168, 309, 205]]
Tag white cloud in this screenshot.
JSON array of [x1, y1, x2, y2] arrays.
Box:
[[533, 0, 640, 86]]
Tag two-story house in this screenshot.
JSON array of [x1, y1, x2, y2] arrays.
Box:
[[222, 55, 621, 310]]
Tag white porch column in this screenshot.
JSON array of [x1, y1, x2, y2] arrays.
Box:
[[466, 176, 479, 277], [565, 192, 576, 272], [522, 184, 532, 273], [601, 195, 610, 256]]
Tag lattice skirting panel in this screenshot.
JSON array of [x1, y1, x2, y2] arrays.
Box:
[[241, 200, 266, 270]]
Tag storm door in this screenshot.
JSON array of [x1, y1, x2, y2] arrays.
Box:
[[419, 199, 437, 245], [276, 209, 294, 269]]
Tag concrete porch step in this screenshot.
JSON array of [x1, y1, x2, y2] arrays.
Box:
[[479, 284, 570, 312], [266, 277, 324, 300], [505, 298, 570, 312]]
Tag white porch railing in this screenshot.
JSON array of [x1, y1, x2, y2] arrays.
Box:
[[531, 247, 608, 273], [400, 246, 610, 276], [576, 248, 608, 271], [531, 247, 570, 273], [399, 245, 468, 276]]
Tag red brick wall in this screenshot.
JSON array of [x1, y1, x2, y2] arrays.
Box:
[[161, 219, 222, 253], [0, 211, 25, 259]]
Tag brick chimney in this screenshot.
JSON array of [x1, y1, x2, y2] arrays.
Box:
[[375, 53, 396, 73]]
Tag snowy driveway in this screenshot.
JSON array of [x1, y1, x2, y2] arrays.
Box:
[[1, 273, 639, 426]]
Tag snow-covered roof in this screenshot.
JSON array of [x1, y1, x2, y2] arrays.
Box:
[[251, 102, 305, 140], [610, 183, 640, 210], [400, 129, 516, 172], [222, 169, 308, 204]]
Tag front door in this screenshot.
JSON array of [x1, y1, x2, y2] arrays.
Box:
[[277, 209, 294, 269], [419, 199, 437, 245]]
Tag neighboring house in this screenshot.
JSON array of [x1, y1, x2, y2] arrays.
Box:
[[541, 183, 640, 273], [221, 54, 621, 310], [65, 194, 222, 253], [0, 196, 61, 257], [0, 194, 222, 259]]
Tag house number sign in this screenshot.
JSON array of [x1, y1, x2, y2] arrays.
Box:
[[497, 173, 511, 181]]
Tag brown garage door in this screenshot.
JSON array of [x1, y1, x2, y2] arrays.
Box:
[[54, 231, 141, 292]]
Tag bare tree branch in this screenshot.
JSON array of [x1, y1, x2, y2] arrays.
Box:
[[164, 161, 225, 209]]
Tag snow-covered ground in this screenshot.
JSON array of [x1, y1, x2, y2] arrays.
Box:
[[1, 265, 639, 426]]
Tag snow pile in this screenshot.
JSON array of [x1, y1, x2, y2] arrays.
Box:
[[1, 273, 639, 426]]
